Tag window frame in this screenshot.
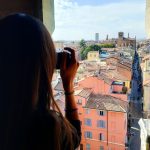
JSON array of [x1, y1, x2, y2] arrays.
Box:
[[77, 99, 82, 105], [100, 146, 104, 150], [97, 120, 106, 128], [85, 131, 92, 139], [97, 110, 105, 116], [85, 108, 90, 114], [86, 143, 91, 150], [99, 133, 105, 141], [84, 118, 92, 126]]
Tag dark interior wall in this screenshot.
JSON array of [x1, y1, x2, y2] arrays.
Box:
[[0, 0, 43, 20]]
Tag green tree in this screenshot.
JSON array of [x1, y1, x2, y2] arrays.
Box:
[[89, 45, 101, 51], [99, 43, 115, 48], [80, 44, 101, 60], [79, 39, 86, 49], [82, 47, 91, 59]]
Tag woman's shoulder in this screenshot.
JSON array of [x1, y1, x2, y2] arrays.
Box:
[[28, 110, 63, 141], [32, 109, 63, 125], [46, 109, 63, 123], [48, 109, 62, 117]]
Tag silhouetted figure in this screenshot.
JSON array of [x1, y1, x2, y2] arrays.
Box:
[[0, 14, 81, 150]]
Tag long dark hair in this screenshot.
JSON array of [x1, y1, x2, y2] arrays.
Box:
[[0, 13, 73, 150]]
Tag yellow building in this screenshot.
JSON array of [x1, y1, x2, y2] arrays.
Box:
[[142, 54, 150, 82], [142, 55, 150, 117], [116, 80, 130, 89], [146, 0, 150, 39], [87, 51, 100, 61], [143, 81, 150, 113]]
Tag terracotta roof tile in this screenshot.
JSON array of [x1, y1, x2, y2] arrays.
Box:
[[103, 102, 125, 112], [54, 81, 64, 91], [78, 88, 93, 98], [99, 70, 130, 82], [143, 54, 150, 61], [143, 80, 150, 86], [98, 73, 113, 85], [85, 94, 128, 112]]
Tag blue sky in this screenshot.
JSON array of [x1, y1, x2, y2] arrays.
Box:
[[74, 0, 141, 6], [52, 0, 146, 41]]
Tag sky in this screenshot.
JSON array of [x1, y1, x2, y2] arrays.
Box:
[[52, 0, 146, 41]]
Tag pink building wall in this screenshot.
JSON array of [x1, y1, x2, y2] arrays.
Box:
[[77, 76, 128, 101], [75, 76, 128, 150], [75, 98, 127, 150]]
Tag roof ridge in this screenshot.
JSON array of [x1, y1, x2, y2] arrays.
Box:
[[119, 105, 126, 112]]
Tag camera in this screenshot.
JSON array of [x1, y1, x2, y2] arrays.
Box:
[[56, 48, 71, 69]]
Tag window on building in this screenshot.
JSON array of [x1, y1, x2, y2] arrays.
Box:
[[78, 99, 82, 104], [85, 118, 92, 126], [98, 110, 105, 116], [97, 120, 106, 128], [86, 109, 90, 114], [100, 146, 104, 150], [86, 143, 91, 150], [85, 131, 92, 139], [99, 133, 105, 141]]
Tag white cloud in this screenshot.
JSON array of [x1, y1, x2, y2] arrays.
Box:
[[52, 0, 146, 40]]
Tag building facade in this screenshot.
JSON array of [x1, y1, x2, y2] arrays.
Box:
[[142, 54, 150, 81], [75, 92, 128, 150], [143, 81, 150, 119], [146, 0, 150, 39], [138, 119, 150, 150], [117, 32, 136, 48], [87, 51, 100, 61]]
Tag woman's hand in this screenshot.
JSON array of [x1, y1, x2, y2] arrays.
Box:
[[60, 47, 79, 92]]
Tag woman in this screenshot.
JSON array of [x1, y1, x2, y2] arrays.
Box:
[[0, 13, 81, 150]]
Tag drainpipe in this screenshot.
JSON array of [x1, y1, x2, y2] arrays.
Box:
[[107, 111, 109, 146]]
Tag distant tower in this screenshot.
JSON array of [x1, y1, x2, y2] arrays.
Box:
[[118, 32, 124, 39], [128, 33, 130, 38], [146, 0, 150, 39], [95, 33, 99, 42], [106, 34, 109, 40]]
